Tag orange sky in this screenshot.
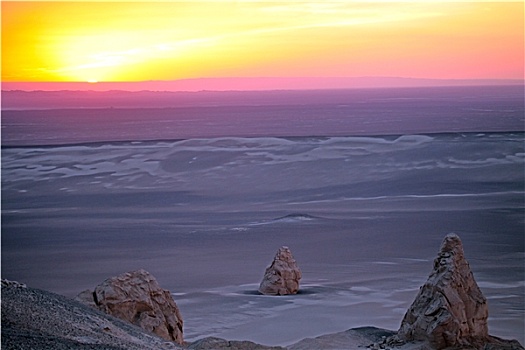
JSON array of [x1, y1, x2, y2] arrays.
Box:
[[2, 1, 524, 85]]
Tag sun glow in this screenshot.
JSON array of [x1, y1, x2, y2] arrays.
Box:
[[2, 1, 523, 83]]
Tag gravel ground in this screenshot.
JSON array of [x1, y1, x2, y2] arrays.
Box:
[[1, 283, 181, 350], [1, 283, 284, 350], [3, 282, 522, 350], [0, 282, 394, 350]]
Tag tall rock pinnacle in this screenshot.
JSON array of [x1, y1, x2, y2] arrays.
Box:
[[259, 246, 302, 295], [397, 233, 489, 348]]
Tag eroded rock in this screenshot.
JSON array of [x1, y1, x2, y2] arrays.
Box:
[[397, 233, 489, 348], [259, 246, 301, 295], [76, 269, 183, 344]]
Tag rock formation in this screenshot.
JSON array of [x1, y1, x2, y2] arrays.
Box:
[[259, 246, 301, 295], [397, 233, 489, 348], [1, 278, 27, 289], [76, 269, 183, 344], [289, 327, 396, 350], [187, 337, 285, 350]]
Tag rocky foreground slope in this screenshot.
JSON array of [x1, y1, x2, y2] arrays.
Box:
[[2, 234, 524, 349], [1, 279, 179, 350]]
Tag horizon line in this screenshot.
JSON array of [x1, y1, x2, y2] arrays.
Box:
[[3, 76, 524, 93]]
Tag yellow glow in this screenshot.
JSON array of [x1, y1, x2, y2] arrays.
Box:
[[2, 1, 523, 82]]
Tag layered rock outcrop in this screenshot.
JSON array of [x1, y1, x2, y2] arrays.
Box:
[[397, 233, 489, 348], [259, 246, 301, 295], [76, 269, 183, 344]]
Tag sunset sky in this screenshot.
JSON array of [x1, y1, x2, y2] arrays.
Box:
[[2, 1, 524, 90]]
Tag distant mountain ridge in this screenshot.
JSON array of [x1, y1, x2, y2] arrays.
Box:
[[3, 76, 523, 94], [3, 83, 524, 110]]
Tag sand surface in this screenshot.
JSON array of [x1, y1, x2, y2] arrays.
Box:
[[2, 131, 523, 346]]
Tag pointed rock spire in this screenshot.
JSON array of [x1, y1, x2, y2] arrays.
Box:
[[397, 233, 489, 348], [259, 246, 302, 295]]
